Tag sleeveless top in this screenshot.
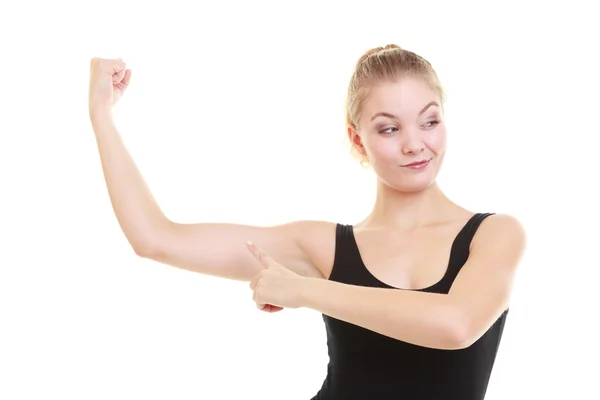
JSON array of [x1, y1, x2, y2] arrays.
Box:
[[311, 213, 508, 400]]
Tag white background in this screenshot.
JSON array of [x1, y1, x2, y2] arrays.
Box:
[[1, 1, 598, 399]]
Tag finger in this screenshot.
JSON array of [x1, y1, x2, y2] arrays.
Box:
[[121, 69, 132, 86], [112, 69, 126, 83], [104, 59, 126, 78], [111, 58, 126, 71], [249, 272, 261, 290], [261, 304, 284, 313], [252, 287, 283, 313], [268, 305, 284, 313], [246, 241, 276, 268], [253, 290, 266, 310], [90, 57, 124, 72]]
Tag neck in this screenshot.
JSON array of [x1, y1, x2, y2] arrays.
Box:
[[360, 180, 456, 230]]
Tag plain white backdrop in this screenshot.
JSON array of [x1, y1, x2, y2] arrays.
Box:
[[1, 1, 598, 399]]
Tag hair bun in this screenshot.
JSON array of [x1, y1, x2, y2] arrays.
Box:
[[383, 44, 402, 50], [355, 44, 403, 67]]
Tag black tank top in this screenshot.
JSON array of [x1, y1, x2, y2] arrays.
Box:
[[311, 213, 508, 400]]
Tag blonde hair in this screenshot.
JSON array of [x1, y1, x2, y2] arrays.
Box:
[[345, 44, 446, 165]]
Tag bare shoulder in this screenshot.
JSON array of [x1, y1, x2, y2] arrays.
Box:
[[471, 213, 527, 265], [476, 213, 526, 242], [286, 219, 338, 279], [448, 213, 527, 299]]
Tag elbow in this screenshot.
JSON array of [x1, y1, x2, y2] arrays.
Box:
[[443, 309, 478, 350], [133, 244, 154, 258], [130, 224, 171, 259], [132, 244, 154, 258], [127, 222, 170, 260], [131, 237, 161, 259]]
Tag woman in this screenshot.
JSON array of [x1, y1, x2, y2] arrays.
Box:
[[88, 44, 526, 399]]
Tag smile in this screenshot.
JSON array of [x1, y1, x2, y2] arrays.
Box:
[[401, 158, 431, 170]]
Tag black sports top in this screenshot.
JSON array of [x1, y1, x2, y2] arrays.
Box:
[[311, 213, 508, 400]]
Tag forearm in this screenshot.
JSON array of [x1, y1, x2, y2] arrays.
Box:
[[299, 278, 468, 350], [91, 110, 170, 253]]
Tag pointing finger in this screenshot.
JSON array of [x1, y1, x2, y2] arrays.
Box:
[[246, 241, 276, 268]]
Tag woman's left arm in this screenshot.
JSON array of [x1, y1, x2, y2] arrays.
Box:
[[248, 214, 527, 350]]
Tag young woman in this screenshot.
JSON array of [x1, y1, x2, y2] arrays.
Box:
[[88, 44, 526, 399]]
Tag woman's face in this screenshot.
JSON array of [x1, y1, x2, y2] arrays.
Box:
[[349, 77, 447, 192]]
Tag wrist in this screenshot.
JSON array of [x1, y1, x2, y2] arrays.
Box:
[[89, 106, 113, 126], [296, 276, 319, 309], [90, 108, 117, 139]]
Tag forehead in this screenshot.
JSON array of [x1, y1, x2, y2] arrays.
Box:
[[362, 78, 440, 119]]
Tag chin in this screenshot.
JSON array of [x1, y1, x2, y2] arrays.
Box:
[[379, 172, 438, 193], [395, 180, 436, 193]]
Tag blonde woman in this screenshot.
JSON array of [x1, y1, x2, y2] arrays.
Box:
[[88, 45, 526, 399]]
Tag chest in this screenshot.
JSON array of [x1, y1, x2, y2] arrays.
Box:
[[351, 223, 466, 290]]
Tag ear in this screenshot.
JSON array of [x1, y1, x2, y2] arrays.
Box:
[[347, 124, 367, 156]]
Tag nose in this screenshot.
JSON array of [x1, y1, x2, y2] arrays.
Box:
[[401, 130, 425, 155]]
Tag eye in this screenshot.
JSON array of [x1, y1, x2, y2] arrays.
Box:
[[379, 126, 398, 135], [423, 120, 439, 128]]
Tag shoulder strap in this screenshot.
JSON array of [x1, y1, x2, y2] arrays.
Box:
[[436, 212, 495, 292], [327, 223, 365, 284]]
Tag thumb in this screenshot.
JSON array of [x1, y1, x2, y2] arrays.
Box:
[[121, 69, 132, 85], [114, 69, 132, 91], [112, 69, 126, 83], [113, 68, 132, 84]]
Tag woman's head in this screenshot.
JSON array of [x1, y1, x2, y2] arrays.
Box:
[[346, 44, 447, 192]]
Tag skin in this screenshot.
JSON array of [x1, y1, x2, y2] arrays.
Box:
[[89, 57, 526, 351]]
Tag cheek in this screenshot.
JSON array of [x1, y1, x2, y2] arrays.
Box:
[[425, 129, 447, 154], [368, 139, 398, 161]]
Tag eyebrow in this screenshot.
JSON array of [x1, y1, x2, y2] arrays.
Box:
[[370, 101, 440, 122]]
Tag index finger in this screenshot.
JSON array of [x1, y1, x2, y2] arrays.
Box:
[[246, 241, 275, 268]]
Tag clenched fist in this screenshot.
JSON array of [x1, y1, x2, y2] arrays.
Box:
[[88, 57, 132, 117]]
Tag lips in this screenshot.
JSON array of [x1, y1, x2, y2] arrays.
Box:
[[401, 158, 431, 167]]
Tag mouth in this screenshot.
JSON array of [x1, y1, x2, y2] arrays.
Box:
[[401, 158, 432, 169]]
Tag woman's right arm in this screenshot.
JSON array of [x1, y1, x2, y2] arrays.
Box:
[[89, 58, 325, 282], [92, 114, 324, 282]]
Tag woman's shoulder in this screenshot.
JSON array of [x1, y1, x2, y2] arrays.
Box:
[[472, 212, 525, 235], [450, 206, 525, 243], [284, 219, 339, 279], [469, 212, 527, 255]]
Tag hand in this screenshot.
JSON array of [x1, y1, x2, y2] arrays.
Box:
[[88, 57, 132, 117], [247, 241, 306, 312]]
